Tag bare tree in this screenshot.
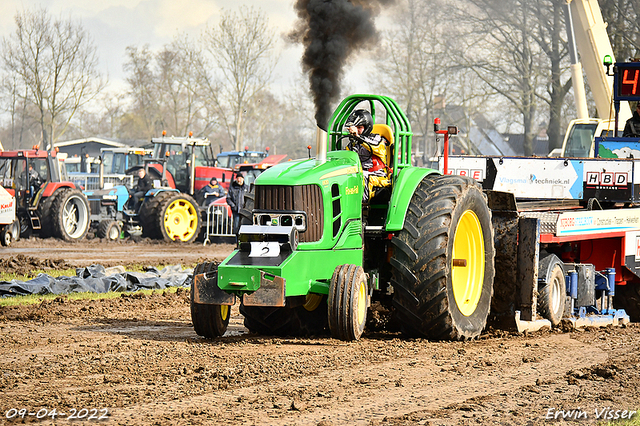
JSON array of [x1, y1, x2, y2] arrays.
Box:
[[600, 0, 640, 61], [123, 45, 160, 138], [452, 0, 546, 156], [530, 0, 572, 151], [375, 0, 497, 158], [201, 6, 279, 151], [155, 34, 206, 137], [1, 7, 105, 149]]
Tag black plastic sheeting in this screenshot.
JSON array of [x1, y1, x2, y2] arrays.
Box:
[[0, 264, 193, 298]]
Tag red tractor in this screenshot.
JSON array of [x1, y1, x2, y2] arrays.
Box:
[[0, 148, 90, 240]]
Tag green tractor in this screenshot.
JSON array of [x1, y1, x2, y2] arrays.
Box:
[[191, 94, 495, 341]]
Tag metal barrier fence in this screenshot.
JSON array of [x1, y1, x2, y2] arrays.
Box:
[[69, 174, 134, 191], [203, 203, 234, 245]]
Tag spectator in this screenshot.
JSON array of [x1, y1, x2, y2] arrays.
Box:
[[227, 174, 247, 235], [200, 177, 226, 206]]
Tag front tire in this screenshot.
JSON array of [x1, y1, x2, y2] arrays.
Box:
[[1, 226, 11, 246], [328, 264, 368, 341], [191, 262, 230, 338], [0, 219, 19, 247], [97, 219, 121, 240], [390, 175, 495, 340]]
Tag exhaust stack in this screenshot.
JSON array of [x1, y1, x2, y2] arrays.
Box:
[[315, 126, 327, 164]]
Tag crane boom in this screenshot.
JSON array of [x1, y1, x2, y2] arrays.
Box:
[[569, 0, 631, 122]]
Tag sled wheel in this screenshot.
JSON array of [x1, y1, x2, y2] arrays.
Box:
[[97, 219, 121, 240], [191, 262, 230, 338], [328, 264, 368, 341], [390, 174, 495, 340], [538, 253, 566, 326], [49, 188, 90, 241]]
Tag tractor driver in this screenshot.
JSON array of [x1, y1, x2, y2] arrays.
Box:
[[130, 167, 153, 211], [623, 102, 640, 138], [345, 109, 392, 203]]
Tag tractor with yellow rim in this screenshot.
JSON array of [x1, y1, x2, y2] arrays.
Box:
[[191, 94, 495, 340]]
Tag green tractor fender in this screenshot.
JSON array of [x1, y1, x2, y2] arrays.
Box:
[[385, 167, 440, 231]]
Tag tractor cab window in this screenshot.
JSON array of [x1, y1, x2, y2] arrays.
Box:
[[193, 146, 213, 167], [101, 152, 113, 173], [112, 153, 126, 174], [15, 159, 28, 190], [217, 155, 231, 168], [0, 159, 13, 187], [564, 123, 597, 158], [29, 158, 49, 193], [127, 153, 146, 169], [243, 169, 262, 186], [31, 158, 49, 181]]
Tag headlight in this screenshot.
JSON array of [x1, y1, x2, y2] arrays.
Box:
[[253, 210, 307, 232]]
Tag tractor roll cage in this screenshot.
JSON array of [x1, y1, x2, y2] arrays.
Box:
[[327, 94, 413, 181]]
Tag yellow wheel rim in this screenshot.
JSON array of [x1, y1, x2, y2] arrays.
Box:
[[219, 305, 229, 321], [356, 280, 367, 325], [303, 293, 323, 312], [452, 210, 485, 317], [163, 199, 198, 241]]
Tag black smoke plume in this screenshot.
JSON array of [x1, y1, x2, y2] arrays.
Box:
[[290, 0, 394, 129]]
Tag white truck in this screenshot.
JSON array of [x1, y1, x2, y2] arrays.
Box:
[[0, 185, 18, 246]]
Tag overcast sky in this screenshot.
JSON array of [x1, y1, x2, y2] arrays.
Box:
[[0, 0, 320, 93]]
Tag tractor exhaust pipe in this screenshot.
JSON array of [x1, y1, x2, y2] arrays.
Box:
[[316, 126, 327, 164]]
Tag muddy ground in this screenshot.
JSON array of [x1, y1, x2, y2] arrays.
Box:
[[1, 238, 640, 425]]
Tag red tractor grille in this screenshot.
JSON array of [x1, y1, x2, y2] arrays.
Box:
[[255, 185, 324, 242]]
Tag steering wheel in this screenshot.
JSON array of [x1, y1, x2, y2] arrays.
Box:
[[337, 134, 374, 163], [31, 175, 44, 191]]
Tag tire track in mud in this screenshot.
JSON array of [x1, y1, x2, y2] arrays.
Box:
[[110, 334, 607, 425]]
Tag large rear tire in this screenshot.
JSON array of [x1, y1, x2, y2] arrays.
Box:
[[191, 262, 230, 338], [140, 191, 171, 239], [37, 195, 55, 238], [537, 253, 566, 326], [240, 294, 328, 337], [140, 192, 201, 242], [49, 188, 90, 241], [390, 175, 494, 340]]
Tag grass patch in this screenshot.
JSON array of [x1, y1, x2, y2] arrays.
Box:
[[598, 410, 640, 426], [0, 263, 193, 283], [0, 286, 183, 307], [0, 269, 75, 282]]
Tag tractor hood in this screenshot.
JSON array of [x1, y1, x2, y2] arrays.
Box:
[[254, 150, 361, 187]]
